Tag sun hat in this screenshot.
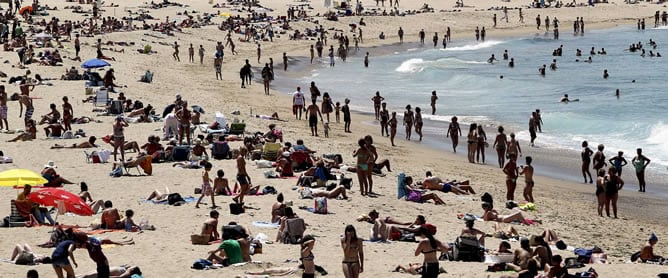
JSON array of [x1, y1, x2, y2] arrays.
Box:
[[44, 160, 57, 168]]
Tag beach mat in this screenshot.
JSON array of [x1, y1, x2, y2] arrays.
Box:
[[252, 221, 279, 228], [144, 196, 197, 204]]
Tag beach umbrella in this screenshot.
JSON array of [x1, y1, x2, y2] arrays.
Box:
[[28, 188, 93, 216], [219, 12, 231, 18], [81, 58, 111, 69], [162, 103, 176, 118], [0, 169, 47, 187], [192, 105, 205, 114]]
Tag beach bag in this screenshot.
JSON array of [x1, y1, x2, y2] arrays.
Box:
[[452, 236, 485, 262], [109, 166, 122, 177], [229, 203, 245, 215], [222, 225, 245, 240], [314, 197, 327, 214], [172, 146, 190, 161], [167, 193, 185, 206], [191, 259, 212, 270], [300, 188, 313, 199]]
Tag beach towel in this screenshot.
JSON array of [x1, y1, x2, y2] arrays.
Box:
[[144, 196, 197, 205], [252, 221, 279, 228], [397, 172, 407, 199]]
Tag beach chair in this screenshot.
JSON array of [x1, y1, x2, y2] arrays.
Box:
[[227, 122, 246, 137], [8, 200, 27, 227], [282, 218, 306, 244], [261, 142, 282, 161], [94, 88, 110, 107]]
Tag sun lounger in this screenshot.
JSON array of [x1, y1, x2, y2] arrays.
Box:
[[8, 200, 27, 227], [227, 122, 246, 137]]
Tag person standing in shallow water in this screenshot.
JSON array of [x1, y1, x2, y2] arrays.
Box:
[[493, 126, 508, 168], [414, 107, 424, 141], [371, 91, 384, 120], [379, 102, 389, 137], [632, 148, 651, 192], [430, 91, 438, 115], [581, 141, 594, 184], [342, 98, 352, 133]]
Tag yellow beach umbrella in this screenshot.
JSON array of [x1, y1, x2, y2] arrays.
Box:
[[220, 12, 232, 18], [0, 169, 47, 187]]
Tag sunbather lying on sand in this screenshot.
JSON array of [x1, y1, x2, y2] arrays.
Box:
[[11, 244, 52, 265], [298, 186, 348, 199], [51, 136, 98, 149], [146, 187, 171, 203], [76, 265, 142, 278], [420, 171, 475, 195], [403, 176, 446, 205], [482, 202, 539, 225]]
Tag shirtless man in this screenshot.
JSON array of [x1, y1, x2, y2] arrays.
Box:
[[371, 91, 384, 120], [201, 210, 220, 242], [198, 45, 205, 64], [0, 85, 8, 130], [446, 116, 462, 153], [529, 112, 537, 147], [421, 171, 475, 195], [39, 103, 61, 125], [519, 156, 535, 203], [507, 238, 532, 271], [379, 103, 389, 137], [19, 79, 35, 96], [506, 133, 522, 158], [430, 91, 438, 115], [62, 96, 73, 131], [44, 123, 65, 137], [51, 136, 98, 149], [175, 102, 192, 145], [233, 147, 251, 204], [503, 153, 519, 201], [100, 201, 123, 229], [639, 233, 663, 263], [188, 43, 194, 63], [306, 100, 323, 136]]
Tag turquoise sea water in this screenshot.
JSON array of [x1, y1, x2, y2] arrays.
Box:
[[291, 25, 668, 175]]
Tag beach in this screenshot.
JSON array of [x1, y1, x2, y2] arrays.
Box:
[[1, 0, 667, 277]]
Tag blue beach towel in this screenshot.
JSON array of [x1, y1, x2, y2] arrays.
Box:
[[397, 173, 407, 200]]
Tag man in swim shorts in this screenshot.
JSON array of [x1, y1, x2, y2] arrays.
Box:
[[421, 171, 475, 195], [234, 146, 251, 204], [305, 100, 323, 136]]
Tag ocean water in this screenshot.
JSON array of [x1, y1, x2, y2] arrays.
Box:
[[292, 26, 668, 174]]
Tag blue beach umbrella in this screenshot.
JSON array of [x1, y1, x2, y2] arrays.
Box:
[[81, 58, 111, 69]]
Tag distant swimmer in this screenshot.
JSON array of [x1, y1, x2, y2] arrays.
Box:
[[576, 49, 582, 56], [538, 65, 546, 76], [503, 50, 509, 60], [585, 56, 592, 63], [509, 58, 515, 67], [598, 48, 607, 55], [603, 69, 609, 79], [615, 89, 620, 98], [488, 54, 497, 64], [590, 47, 596, 56], [549, 59, 557, 70], [560, 94, 579, 103]]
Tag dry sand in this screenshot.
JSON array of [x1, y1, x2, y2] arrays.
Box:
[[1, 0, 667, 277]]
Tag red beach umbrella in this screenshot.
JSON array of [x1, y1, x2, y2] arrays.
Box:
[[28, 188, 93, 216]]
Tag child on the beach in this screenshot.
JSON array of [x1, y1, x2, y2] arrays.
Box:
[[324, 122, 330, 138], [195, 162, 215, 208], [335, 102, 341, 123], [123, 209, 141, 232], [213, 169, 231, 196], [519, 156, 535, 203]]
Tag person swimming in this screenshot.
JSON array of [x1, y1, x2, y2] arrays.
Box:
[[560, 94, 579, 103]]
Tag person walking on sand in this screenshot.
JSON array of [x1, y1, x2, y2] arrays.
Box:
[[233, 147, 251, 204], [292, 87, 305, 120], [493, 126, 508, 168], [343, 98, 352, 133], [403, 105, 414, 140], [371, 91, 384, 120], [195, 162, 216, 209], [310, 45, 315, 64], [172, 41, 180, 62], [0, 85, 7, 131], [389, 112, 398, 146], [214, 56, 222, 80], [256, 44, 261, 64], [198, 45, 205, 64], [261, 63, 272, 95], [519, 156, 535, 203], [112, 116, 129, 162], [503, 153, 519, 201], [398, 27, 404, 43], [62, 96, 73, 131], [342, 225, 364, 278], [476, 125, 487, 164], [306, 100, 323, 136], [430, 91, 438, 115], [581, 141, 594, 184], [446, 116, 461, 153], [632, 148, 651, 192], [188, 43, 194, 63]]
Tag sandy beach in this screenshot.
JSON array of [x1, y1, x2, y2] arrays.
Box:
[[1, 0, 668, 277]]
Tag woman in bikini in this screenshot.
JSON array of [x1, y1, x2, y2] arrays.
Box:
[[446, 116, 461, 153], [481, 202, 531, 225], [112, 116, 129, 162], [414, 226, 447, 278], [403, 105, 414, 140], [62, 96, 73, 131], [466, 123, 477, 163], [353, 138, 372, 196], [475, 125, 487, 164], [321, 92, 334, 123], [301, 235, 316, 278], [581, 141, 594, 184], [493, 126, 508, 168], [78, 182, 104, 214], [414, 107, 424, 141], [342, 225, 364, 278], [389, 112, 398, 146]]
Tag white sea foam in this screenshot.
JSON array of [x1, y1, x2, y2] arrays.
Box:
[[395, 58, 425, 73], [445, 40, 505, 51]]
